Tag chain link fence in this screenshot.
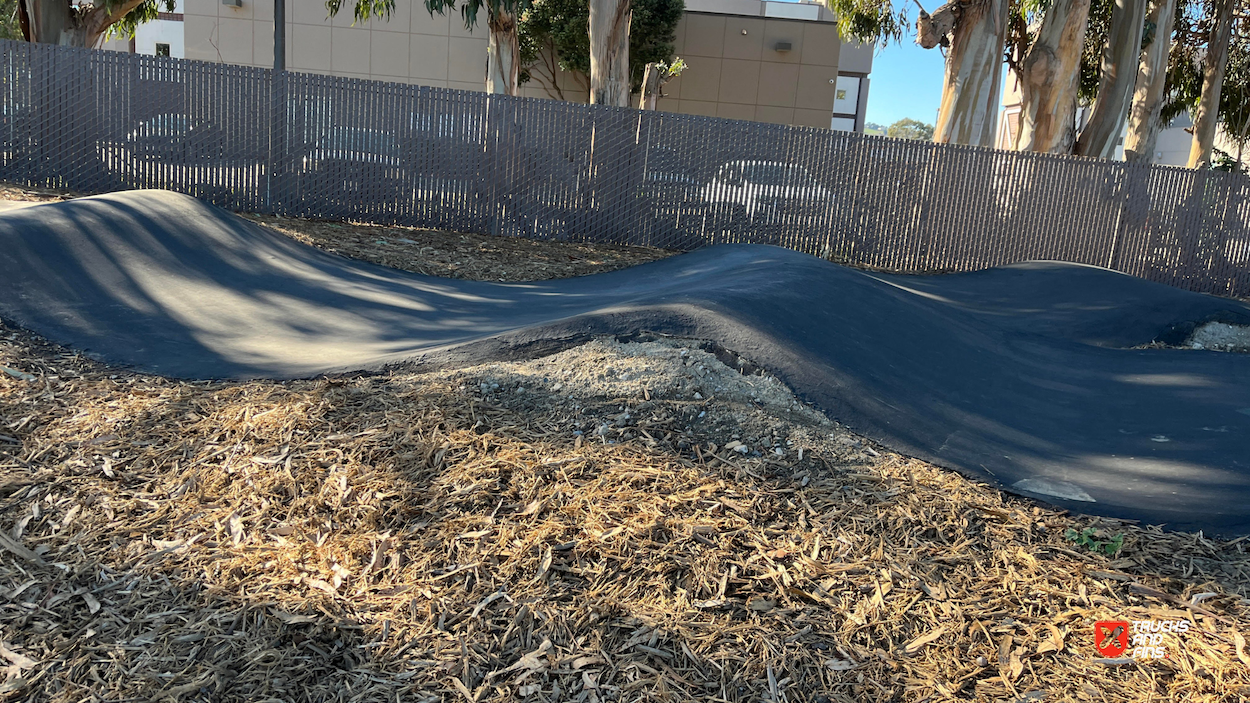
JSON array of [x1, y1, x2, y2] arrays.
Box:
[[2, 40, 1249, 297]]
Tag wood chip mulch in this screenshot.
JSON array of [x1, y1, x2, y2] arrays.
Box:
[[0, 322, 1248, 703], [240, 214, 671, 282]]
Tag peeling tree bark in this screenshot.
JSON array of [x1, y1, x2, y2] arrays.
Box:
[[638, 62, 679, 110], [1015, 0, 1094, 153], [638, 62, 663, 110], [1123, 0, 1178, 162], [917, 0, 1009, 147], [1076, 0, 1148, 159], [589, 0, 631, 106], [1187, 0, 1235, 169], [486, 9, 520, 96], [22, 0, 147, 47]]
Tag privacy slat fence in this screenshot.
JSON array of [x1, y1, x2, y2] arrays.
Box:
[[3, 40, 1249, 297]]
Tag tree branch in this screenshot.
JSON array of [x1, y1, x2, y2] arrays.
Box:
[[916, 0, 959, 49], [84, 0, 151, 46]]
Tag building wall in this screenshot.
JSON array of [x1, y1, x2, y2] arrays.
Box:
[[183, 0, 490, 92], [181, 0, 866, 130], [135, 22, 186, 58], [659, 12, 841, 129]]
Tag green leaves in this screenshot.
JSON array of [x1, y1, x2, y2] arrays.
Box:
[[886, 118, 934, 140], [518, 0, 684, 91], [658, 57, 686, 78], [1064, 526, 1125, 557], [325, 0, 396, 25], [822, 0, 907, 46], [323, 0, 532, 30], [104, 0, 179, 41]]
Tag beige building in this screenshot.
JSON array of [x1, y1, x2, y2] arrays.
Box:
[[166, 0, 872, 131]]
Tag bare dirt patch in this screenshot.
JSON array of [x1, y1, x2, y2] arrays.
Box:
[[1, 323, 1247, 702]]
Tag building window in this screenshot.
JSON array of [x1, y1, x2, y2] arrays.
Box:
[[156, 43, 171, 57]]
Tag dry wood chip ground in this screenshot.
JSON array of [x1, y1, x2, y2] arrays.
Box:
[[0, 183, 1248, 702]]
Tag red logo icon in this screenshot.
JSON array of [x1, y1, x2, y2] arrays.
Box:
[[1094, 621, 1129, 657]]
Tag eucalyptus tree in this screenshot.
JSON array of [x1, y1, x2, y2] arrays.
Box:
[[589, 0, 632, 105], [1123, 0, 1179, 161], [916, 0, 1011, 147], [518, 0, 683, 101], [1075, 0, 1149, 158], [410, 0, 532, 95], [1187, 0, 1238, 167], [17, 0, 172, 47]]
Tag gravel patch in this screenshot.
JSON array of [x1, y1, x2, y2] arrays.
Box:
[[1185, 321, 1250, 352], [446, 336, 868, 463]]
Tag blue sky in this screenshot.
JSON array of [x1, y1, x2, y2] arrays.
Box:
[[863, 39, 947, 128]]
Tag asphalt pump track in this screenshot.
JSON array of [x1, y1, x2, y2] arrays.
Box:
[[2, 191, 1248, 534]]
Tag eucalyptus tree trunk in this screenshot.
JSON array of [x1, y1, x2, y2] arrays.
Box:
[[589, 0, 631, 106], [486, 9, 520, 96], [1187, 0, 1235, 169], [917, 0, 1010, 146], [1015, 0, 1094, 153], [22, 0, 146, 46], [1123, 0, 1178, 162], [1075, 0, 1148, 158]]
